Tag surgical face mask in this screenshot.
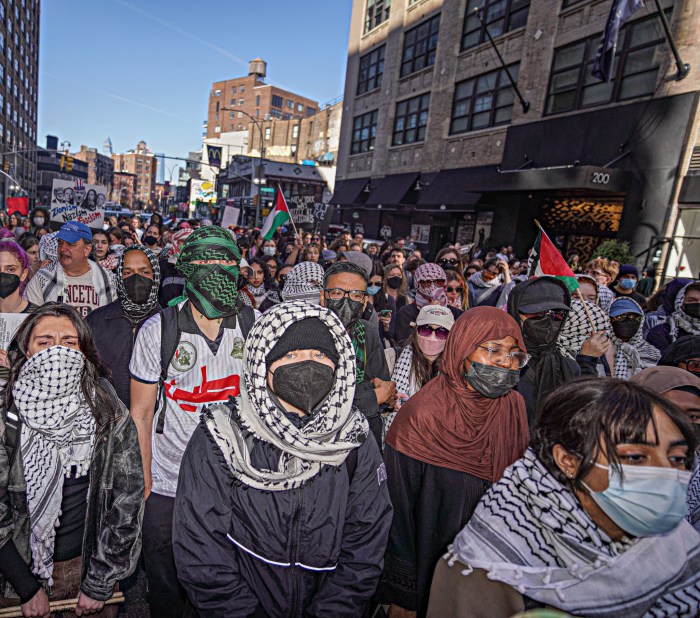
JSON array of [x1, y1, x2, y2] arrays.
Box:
[[416, 333, 445, 358], [367, 285, 381, 296], [263, 246, 276, 257], [0, 272, 21, 299], [522, 315, 564, 347], [583, 463, 690, 537], [271, 360, 335, 413], [683, 302, 700, 320], [612, 317, 641, 341], [327, 296, 364, 329], [122, 273, 154, 304], [620, 278, 637, 290], [142, 235, 159, 247], [386, 276, 402, 290], [464, 360, 520, 398], [33, 216, 45, 227]]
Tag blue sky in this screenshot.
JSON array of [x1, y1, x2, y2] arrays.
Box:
[[38, 0, 352, 165]]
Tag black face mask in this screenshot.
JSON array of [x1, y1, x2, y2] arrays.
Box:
[[387, 276, 402, 290], [464, 361, 520, 398], [684, 303, 700, 320], [327, 296, 364, 329], [123, 273, 154, 304], [0, 273, 21, 299], [612, 318, 640, 341], [271, 360, 335, 413], [522, 315, 564, 347], [143, 235, 159, 247]]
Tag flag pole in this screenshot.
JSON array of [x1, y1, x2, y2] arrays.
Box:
[[278, 183, 301, 239]]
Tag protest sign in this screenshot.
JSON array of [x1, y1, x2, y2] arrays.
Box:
[[0, 313, 28, 350], [50, 179, 108, 230], [220, 206, 240, 229]]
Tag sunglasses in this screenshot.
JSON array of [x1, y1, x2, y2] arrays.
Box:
[[417, 325, 450, 340], [610, 313, 643, 323], [418, 279, 446, 288], [438, 258, 459, 266], [529, 309, 568, 322], [446, 286, 463, 294]]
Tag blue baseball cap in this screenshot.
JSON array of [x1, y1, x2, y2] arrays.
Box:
[[609, 297, 643, 318], [56, 220, 93, 244]]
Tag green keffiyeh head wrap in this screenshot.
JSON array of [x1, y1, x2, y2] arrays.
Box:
[[174, 226, 242, 319]]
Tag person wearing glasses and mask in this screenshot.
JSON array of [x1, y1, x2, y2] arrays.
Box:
[[430, 378, 700, 618], [321, 262, 395, 448], [648, 282, 700, 354], [608, 297, 660, 380], [377, 307, 529, 618], [507, 277, 582, 426]]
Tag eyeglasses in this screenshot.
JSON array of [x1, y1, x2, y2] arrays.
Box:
[[417, 325, 450, 340], [438, 258, 459, 266], [684, 360, 700, 372], [528, 309, 568, 322], [312, 237, 321, 242], [478, 345, 531, 369], [323, 288, 368, 302], [446, 286, 464, 294], [610, 314, 643, 323], [418, 279, 446, 288]]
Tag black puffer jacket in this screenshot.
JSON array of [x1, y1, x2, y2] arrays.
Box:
[[173, 414, 393, 617]]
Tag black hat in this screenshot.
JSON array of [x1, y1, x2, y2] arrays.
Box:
[[517, 278, 571, 313], [267, 317, 339, 367], [659, 335, 700, 368]]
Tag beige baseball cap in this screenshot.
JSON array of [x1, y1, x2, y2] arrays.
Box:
[[414, 305, 455, 331]]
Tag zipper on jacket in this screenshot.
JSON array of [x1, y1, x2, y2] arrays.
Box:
[[289, 485, 301, 618]]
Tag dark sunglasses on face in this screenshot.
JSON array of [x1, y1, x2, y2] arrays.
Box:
[[438, 258, 459, 266], [446, 286, 464, 294], [417, 324, 450, 340], [529, 309, 568, 322], [418, 279, 446, 288], [610, 313, 643, 324]]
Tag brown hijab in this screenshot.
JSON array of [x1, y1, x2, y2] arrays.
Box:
[[631, 366, 700, 393], [386, 306, 529, 482]]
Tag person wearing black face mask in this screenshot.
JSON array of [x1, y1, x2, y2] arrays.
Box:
[[608, 297, 660, 380], [648, 282, 700, 354], [507, 277, 581, 426], [321, 261, 396, 447], [172, 303, 392, 617], [142, 224, 162, 249], [86, 246, 161, 408]]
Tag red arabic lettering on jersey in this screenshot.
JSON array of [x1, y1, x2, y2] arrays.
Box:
[[165, 366, 240, 412]]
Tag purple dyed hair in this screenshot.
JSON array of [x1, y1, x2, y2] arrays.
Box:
[[0, 239, 29, 272]]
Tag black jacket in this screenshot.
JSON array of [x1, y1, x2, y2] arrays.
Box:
[[173, 417, 393, 617], [394, 304, 463, 344], [646, 321, 693, 355], [86, 300, 161, 408]]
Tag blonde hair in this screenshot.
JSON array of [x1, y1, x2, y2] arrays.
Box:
[[586, 257, 619, 281]]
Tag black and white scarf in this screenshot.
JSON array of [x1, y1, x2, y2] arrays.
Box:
[[281, 262, 325, 304], [203, 301, 369, 491], [383, 345, 417, 443], [469, 270, 501, 289], [609, 298, 660, 380], [670, 283, 700, 341], [115, 246, 161, 324], [13, 346, 95, 585], [557, 300, 611, 358], [447, 449, 700, 617]]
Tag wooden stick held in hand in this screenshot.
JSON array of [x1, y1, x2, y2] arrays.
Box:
[[0, 592, 124, 617]]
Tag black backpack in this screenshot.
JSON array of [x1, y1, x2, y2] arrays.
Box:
[[154, 304, 256, 434]]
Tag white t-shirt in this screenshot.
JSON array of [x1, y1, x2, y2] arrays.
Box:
[[24, 269, 101, 317], [129, 304, 249, 497]]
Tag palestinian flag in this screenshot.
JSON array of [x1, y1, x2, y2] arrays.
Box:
[[527, 227, 579, 293], [261, 188, 291, 240]]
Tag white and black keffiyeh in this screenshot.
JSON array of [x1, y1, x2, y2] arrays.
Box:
[[204, 300, 369, 491], [281, 262, 325, 304], [115, 246, 161, 324], [669, 283, 700, 341], [609, 298, 660, 379], [469, 270, 501, 289], [598, 284, 615, 313], [557, 300, 611, 358], [38, 231, 58, 263], [13, 346, 95, 585], [382, 345, 416, 443], [446, 449, 700, 617]]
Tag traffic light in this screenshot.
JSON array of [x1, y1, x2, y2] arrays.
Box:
[[66, 156, 73, 172], [59, 155, 66, 171], [2, 161, 9, 173]]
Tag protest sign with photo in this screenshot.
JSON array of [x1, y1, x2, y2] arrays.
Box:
[[0, 313, 28, 350], [50, 179, 108, 229]]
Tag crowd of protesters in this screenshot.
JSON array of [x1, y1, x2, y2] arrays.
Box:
[[0, 208, 700, 617]]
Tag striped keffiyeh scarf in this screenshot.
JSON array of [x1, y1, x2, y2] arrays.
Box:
[[446, 449, 700, 617], [670, 283, 700, 341], [610, 299, 660, 380], [202, 301, 368, 491], [13, 346, 95, 585]]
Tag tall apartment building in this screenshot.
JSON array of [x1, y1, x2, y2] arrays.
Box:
[[112, 170, 136, 209], [112, 141, 156, 208], [333, 0, 699, 272], [73, 145, 114, 191], [0, 0, 40, 207], [205, 59, 321, 139]]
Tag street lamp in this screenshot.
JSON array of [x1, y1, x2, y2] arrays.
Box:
[[220, 107, 266, 227]]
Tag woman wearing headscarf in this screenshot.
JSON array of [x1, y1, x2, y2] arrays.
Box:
[[429, 378, 700, 618], [557, 299, 614, 376], [280, 261, 325, 304], [608, 297, 660, 379], [377, 307, 529, 618], [648, 282, 700, 354], [86, 246, 161, 407], [643, 278, 693, 336], [173, 302, 392, 616], [507, 277, 580, 425], [659, 335, 700, 377], [395, 263, 462, 343]]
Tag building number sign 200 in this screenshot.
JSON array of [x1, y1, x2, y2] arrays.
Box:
[[591, 172, 610, 185]]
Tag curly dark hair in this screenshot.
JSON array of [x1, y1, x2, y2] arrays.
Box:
[[5, 304, 117, 427]]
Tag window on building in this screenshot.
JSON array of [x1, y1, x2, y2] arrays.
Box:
[[0, 65, 4, 81], [265, 127, 271, 140], [0, 33, 4, 51], [214, 89, 221, 96], [286, 99, 294, 108], [256, 94, 260, 106], [364, 0, 391, 33], [392, 93, 430, 145], [272, 94, 283, 108], [0, 93, 3, 112], [306, 107, 316, 117], [230, 98, 236, 105], [292, 125, 299, 139], [229, 112, 234, 119], [357, 45, 385, 95], [545, 11, 668, 115], [401, 14, 440, 77], [215, 101, 220, 112], [461, 0, 530, 51], [215, 126, 221, 133], [239, 98, 244, 105], [240, 85, 246, 93], [231, 85, 237, 93], [297, 102, 304, 112], [0, 4, 4, 18], [450, 64, 520, 133], [215, 113, 219, 121], [350, 110, 378, 154], [255, 108, 259, 117], [238, 111, 243, 118], [7, 47, 11, 64]]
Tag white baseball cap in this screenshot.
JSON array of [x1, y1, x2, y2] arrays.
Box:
[[414, 305, 455, 331]]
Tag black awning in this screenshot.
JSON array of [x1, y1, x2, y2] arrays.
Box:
[[365, 172, 419, 205], [498, 164, 630, 193], [330, 177, 370, 205], [417, 168, 484, 205], [680, 176, 700, 204]]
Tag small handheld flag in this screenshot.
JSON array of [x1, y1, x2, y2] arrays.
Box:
[[260, 187, 292, 241], [527, 223, 579, 293]]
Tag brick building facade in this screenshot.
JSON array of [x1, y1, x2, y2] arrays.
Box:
[[333, 0, 699, 269], [112, 141, 156, 208], [73, 145, 114, 192], [111, 170, 137, 209]]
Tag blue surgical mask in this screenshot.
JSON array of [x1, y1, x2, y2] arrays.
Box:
[[620, 278, 637, 290], [583, 463, 690, 537], [367, 285, 381, 296]]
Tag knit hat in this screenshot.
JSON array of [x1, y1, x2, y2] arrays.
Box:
[[339, 251, 373, 278], [414, 305, 455, 331], [281, 262, 325, 304], [609, 297, 643, 317], [618, 264, 639, 279], [267, 317, 339, 367]]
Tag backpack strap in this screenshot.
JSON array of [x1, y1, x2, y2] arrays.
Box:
[[345, 447, 359, 485], [155, 305, 181, 434], [238, 305, 256, 340], [4, 402, 20, 468]]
